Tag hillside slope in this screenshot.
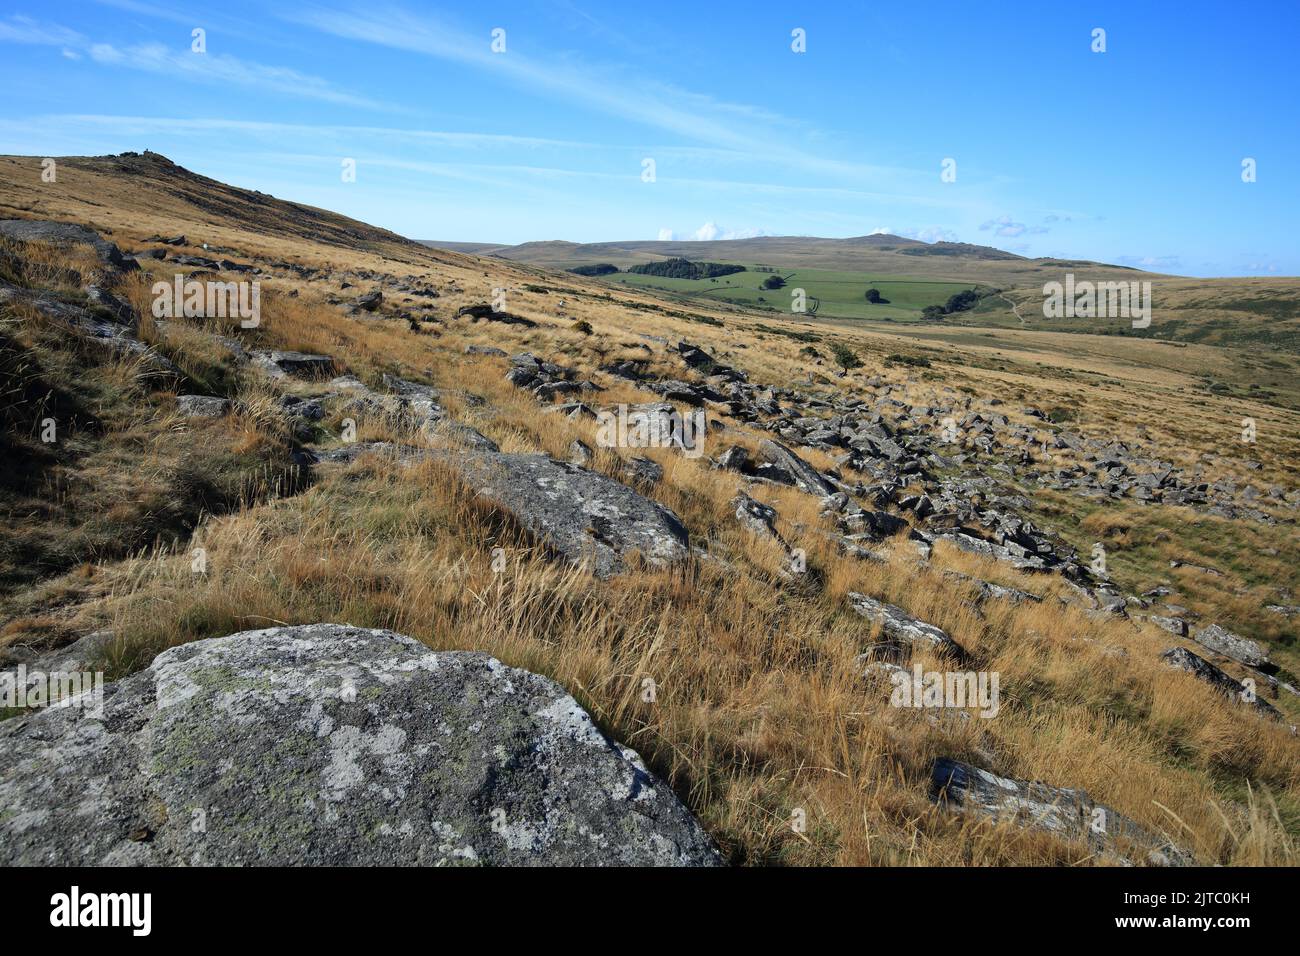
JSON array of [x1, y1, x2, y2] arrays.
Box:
[[2, 153, 1298, 867]]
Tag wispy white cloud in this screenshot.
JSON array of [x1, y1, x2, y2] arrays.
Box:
[[0, 15, 391, 110], [979, 214, 1048, 238], [21, 114, 593, 150], [86, 41, 390, 108], [1117, 254, 1182, 270], [0, 14, 84, 46], [284, 5, 920, 183]]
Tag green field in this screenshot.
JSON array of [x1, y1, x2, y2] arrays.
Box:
[[601, 265, 982, 321]]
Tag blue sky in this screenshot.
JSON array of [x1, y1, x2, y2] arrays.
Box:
[[0, 0, 1296, 276]]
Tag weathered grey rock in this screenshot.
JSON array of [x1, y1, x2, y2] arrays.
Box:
[[930, 757, 1190, 866], [312, 439, 681, 574], [1192, 624, 1268, 668], [568, 439, 594, 467], [860, 660, 910, 682], [1160, 647, 1283, 722], [716, 445, 750, 473], [0, 625, 722, 866], [0, 281, 178, 375], [1149, 615, 1188, 637], [847, 592, 962, 657], [465, 344, 507, 356], [279, 393, 326, 423], [753, 439, 837, 497], [839, 509, 908, 540], [354, 289, 382, 311], [0, 219, 138, 273], [311, 441, 429, 465], [454, 452, 689, 578], [622, 456, 663, 487], [730, 493, 781, 541], [176, 394, 231, 418], [458, 304, 537, 327], [943, 571, 1041, 605], [84, 284, 135, 323], [427, 421, 499, 452], [250, 350, 336, 379], [0, 630, 115, 674]]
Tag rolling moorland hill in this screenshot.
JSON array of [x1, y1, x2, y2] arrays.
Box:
[[430, 234, 1116, 278], [425, 235, 1300, 352], [1, 151, 1298, 866]]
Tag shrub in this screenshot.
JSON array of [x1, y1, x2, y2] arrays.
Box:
[[884, 353, 931, 368], [830, 342, 862, 372]]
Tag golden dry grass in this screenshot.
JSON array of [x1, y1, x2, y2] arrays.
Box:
[[2, 153, 1298, 866]]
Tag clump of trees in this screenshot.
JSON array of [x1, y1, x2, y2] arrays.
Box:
[[762, 274, 786, 290], [921, 287, 987, 321], [944, 288, 980, 312], [569, 263, 619, 276], [627, 258, 746, 279], [864, 287, 890, 304]]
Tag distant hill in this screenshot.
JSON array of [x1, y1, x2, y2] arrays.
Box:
[[410, 233, 1300, 349], [418, 233, 1164, 284]]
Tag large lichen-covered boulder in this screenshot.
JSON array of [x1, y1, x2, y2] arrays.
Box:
[[0, 624, 722, 867]]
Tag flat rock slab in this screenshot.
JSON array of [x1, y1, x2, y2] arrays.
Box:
[[931, 757, 1190, 866], [456, 452, 690, 578], [1192, 624, 1269, 669], [310, 445, 688, 578], [0, 624, 721, 866], [847, 592, 963, 657], [176, 395, 231, 418], [250, 350, 336, 379]]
